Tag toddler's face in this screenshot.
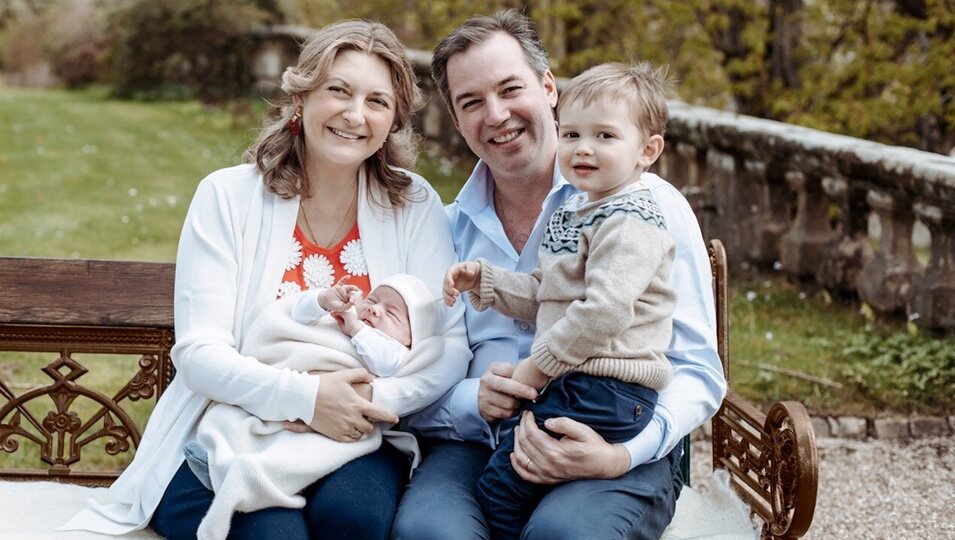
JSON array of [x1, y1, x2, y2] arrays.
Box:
[[356, 285, 411, 347], [557, 97, 654, 201]]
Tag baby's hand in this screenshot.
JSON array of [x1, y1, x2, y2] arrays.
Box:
[[512, 358, 550, 392], [332, 309, 364, 338], [318, 275, 362, 313], [443, 261, 481, 306]]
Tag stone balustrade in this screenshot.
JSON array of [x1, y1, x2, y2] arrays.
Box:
[[251, 27, 955, 330], [656, 102, 955, 330]]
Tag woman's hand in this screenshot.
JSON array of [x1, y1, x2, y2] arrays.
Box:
[[443, 261, 481, 306], [303, 368, 398, 442]]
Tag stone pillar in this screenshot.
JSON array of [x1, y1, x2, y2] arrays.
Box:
[[816, 176, 873, 293], [779, 171, 837, 278], [908, 203, 955, 329], [857, 190, 918, 314]]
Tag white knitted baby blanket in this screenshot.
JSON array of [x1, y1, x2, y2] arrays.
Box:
[[195, 294, 444, 540]]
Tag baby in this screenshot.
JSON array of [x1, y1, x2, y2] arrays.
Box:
[[186, 273, 442, 540], [444, 61, 677, 539]]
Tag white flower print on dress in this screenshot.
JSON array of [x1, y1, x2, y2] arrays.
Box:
[[285, 238, 303, 271], [339, 239, 368, 276], [303, 254, 335, 289], [277, 280, 302, 298]]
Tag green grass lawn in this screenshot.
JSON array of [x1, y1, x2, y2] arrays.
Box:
[[1, 86, 952, 473], [0, 86, 472, 261]]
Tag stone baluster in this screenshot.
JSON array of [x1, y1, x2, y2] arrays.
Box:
[[741, 159, 791, 267], [659, 143, 709, 228], [705, 149, 740, 262], [779, 171, 837, 278], [857, 190, 918, 314], [907, 203, 955, 329], [816, 176, 873, 293], [734, 159, 765, 270]]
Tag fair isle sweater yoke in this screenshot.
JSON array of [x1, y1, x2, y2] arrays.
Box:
[[470, 187, 676, 390]]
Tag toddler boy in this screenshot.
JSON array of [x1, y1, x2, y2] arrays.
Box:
[[444, 61, 677, 539]]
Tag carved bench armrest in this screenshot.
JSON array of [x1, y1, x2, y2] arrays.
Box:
[[712, 390, 818, 539]]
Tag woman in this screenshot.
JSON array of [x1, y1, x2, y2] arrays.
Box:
[[61, 20, 469, 539]]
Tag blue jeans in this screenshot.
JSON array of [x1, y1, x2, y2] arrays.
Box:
[[151, 442, 409, 540], [478, 373, 658, 539], [393, 380, 683, 540]]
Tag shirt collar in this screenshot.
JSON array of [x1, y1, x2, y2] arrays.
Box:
[[455, 158, 574, 218]]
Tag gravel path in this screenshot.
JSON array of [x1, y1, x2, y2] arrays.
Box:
[[689, 436, 955, 539]]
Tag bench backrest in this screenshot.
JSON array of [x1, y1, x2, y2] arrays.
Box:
[[0, 258, 176, 485], [0, 240, 731, 486]]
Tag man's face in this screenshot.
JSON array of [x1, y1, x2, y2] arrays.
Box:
[[445, 32, 559, 181]]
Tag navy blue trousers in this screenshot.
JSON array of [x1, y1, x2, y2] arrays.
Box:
[[151, 442, 409, 540], [477, 373, 658, 540]]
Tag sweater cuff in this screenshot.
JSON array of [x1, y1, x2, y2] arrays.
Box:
[[529, 340, 574, 379], [467, 258, 498, 311]]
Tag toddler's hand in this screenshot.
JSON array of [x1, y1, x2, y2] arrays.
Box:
[[512, 358, 550, 392], [443, 261, 481, 306], [318, 275, 362, 313]]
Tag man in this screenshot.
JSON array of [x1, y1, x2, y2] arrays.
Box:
[[395, 10, 726, 539]]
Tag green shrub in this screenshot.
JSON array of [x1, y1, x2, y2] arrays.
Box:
[[839, 330, 955, 413], [106, 0, 274, 102]]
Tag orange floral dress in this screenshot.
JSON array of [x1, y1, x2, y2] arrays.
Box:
[[277, 223, 372, 298]]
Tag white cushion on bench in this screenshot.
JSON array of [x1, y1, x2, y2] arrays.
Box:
[[1, 470, 757, 539], [0, 481, 160, 539], [660, 469, 759, 540]]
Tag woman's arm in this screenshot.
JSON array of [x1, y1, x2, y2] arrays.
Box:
[[170, 173, 323, 425]]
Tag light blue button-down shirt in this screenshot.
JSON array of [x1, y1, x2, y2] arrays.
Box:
[[407, 159, 727, 470]]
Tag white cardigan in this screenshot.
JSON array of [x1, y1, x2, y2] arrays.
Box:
[[61, 163, 470, 535]]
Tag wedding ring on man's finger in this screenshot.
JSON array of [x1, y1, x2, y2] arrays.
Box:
[[524, 456, 532, 469]]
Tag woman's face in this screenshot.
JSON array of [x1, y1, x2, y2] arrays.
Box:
[[300, 50, 397, 171]]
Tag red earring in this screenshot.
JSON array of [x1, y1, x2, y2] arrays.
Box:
[[288, 106, 303, 136]]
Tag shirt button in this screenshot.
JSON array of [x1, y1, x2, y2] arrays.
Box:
[[519, 322, 530, 331]]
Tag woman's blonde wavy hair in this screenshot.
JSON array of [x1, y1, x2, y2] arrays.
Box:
[[245, 20, 422, 207]]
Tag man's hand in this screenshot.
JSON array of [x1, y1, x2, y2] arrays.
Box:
[[318, 275, 362, 313], [443, 261, 481, 306], [511, 358, 550, 391], [301, 368, 398, 442], [510, 411, 630, 484], [478, 362, 538, 423]]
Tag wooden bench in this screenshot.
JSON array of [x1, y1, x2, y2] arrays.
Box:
[[0, 239, 818, 538]]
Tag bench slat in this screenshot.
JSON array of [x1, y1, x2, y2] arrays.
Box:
[[0, 258, 175, 328]]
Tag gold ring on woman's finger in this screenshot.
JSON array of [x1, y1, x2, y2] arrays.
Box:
[[524, 456, 532, 469]]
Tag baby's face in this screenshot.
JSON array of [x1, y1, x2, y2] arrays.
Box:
[[356, 285, 411, 347]]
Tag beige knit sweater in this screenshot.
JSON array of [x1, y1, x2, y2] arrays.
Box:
[[470, 187, 675, 390]]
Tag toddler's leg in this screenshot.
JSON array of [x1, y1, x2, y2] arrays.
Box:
[[476, 415, 552, 540]]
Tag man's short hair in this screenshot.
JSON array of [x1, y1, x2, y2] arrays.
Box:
[[557, 62, 673, 137], [431, 9, 550, 110]]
